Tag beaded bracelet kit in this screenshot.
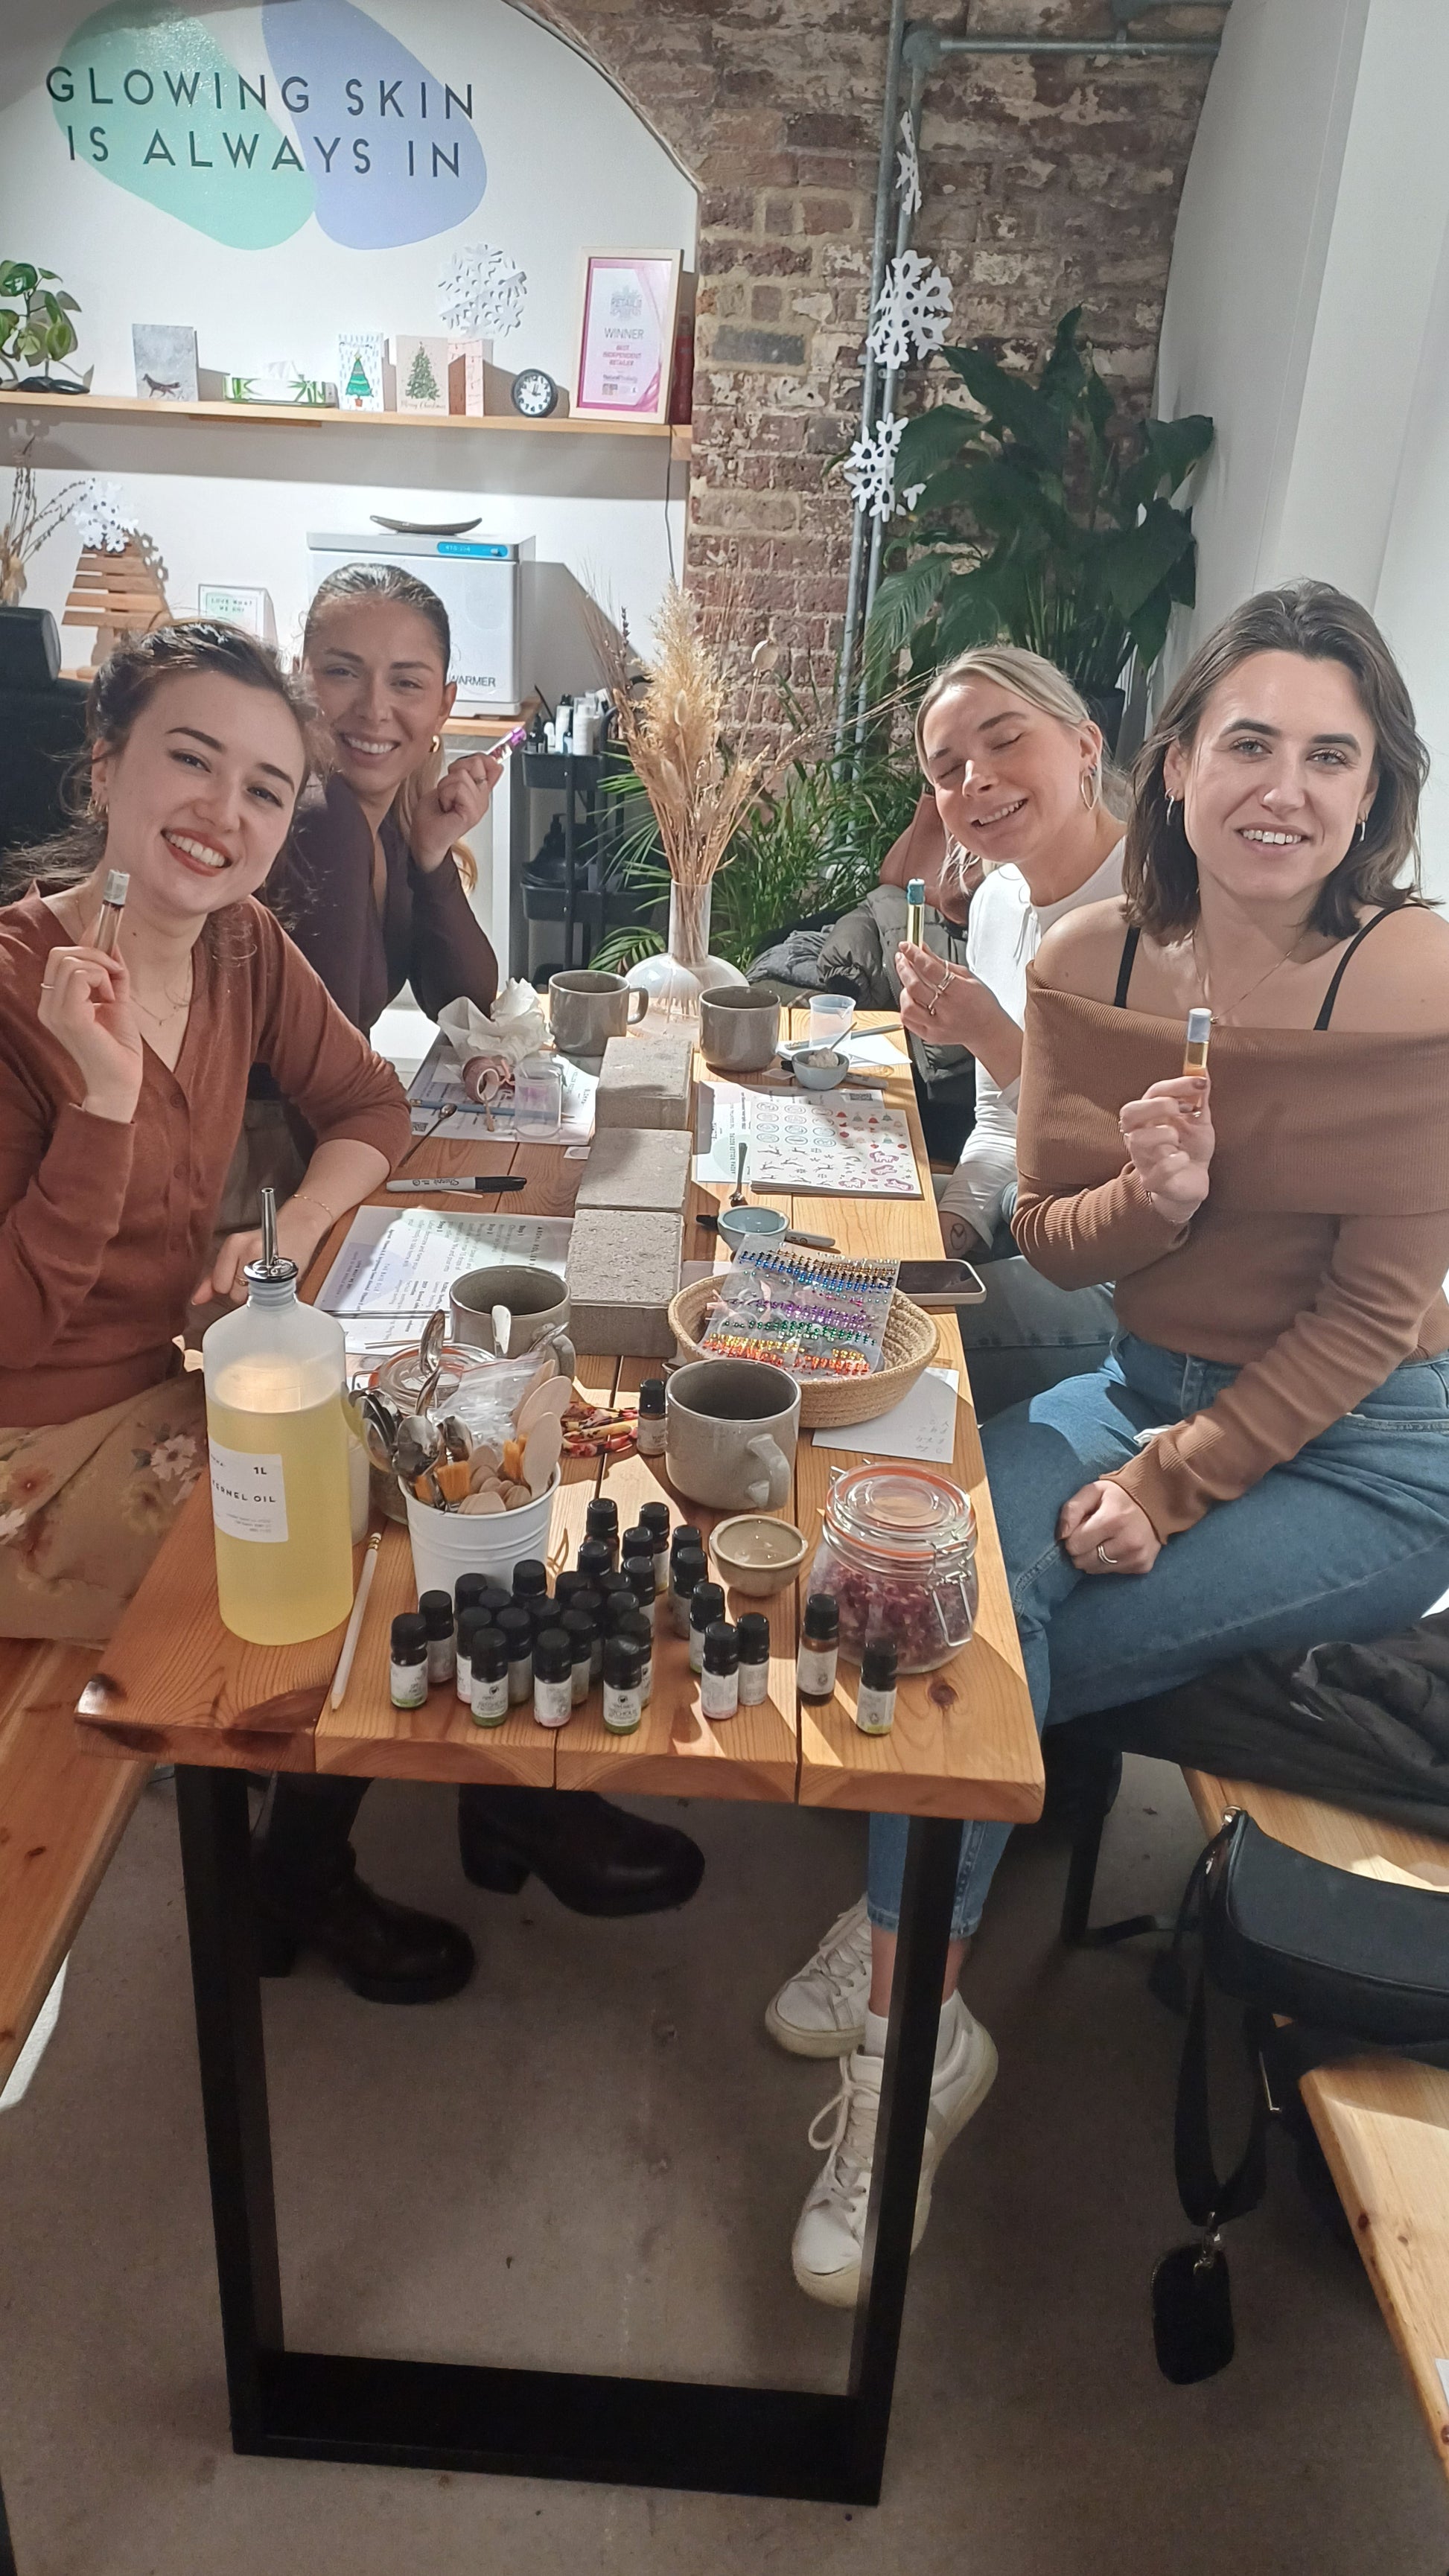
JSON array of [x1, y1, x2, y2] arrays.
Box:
[[701, 1245, 899, 1380]]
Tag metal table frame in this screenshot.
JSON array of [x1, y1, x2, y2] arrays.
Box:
[[176, 1765, 961, 2505]]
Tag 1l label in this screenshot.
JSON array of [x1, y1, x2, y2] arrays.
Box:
[[209, 1441, 289, 1543]]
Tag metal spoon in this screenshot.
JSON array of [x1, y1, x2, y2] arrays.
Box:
[[730, 1137, 748, 1207], [439, 1414, 474, 1464], [418, 1307, 448, 1378], [358, 1389, 403, 1474]]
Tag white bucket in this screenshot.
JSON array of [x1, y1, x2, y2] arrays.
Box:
[[404, 1469, 561, 1601]]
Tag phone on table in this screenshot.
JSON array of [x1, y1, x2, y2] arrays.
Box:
[[896, 1258, 986, 1306]]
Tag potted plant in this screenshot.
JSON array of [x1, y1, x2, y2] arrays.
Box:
[[0, 261, 88, 392], [0, 466, 124, 608], [864, 307, 1212, 742]]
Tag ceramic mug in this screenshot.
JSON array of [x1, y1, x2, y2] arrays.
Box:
[[549, 969, 648, 1057], [450, 1264, 576, 1377], [665, 1359, 800, 1512], [699, 985, 782, 1074]]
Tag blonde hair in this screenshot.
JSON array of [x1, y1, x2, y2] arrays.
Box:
[[914, 644, 1124, 818]]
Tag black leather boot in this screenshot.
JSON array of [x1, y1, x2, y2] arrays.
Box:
[[457, 1786, 704, 1917], [253, 1775, 474, 2004]]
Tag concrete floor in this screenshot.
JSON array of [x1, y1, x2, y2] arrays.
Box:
[[1, 1760, 1445, 2576]]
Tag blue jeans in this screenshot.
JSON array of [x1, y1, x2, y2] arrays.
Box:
[[867, 1334, 1449, 1939], [959, 1251, 1117, 1423]]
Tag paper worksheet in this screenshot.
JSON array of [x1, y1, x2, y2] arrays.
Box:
[[316, 1207, 573, 1362], [812, 1367, 961, 1465], [407, 1034, 596, 1144], [694, 1081, 921, 1199]]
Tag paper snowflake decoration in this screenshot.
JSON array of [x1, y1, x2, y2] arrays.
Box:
[[439, 243, 528, 339], [867, 251, 954, 373], [895, 112, 922, 219], [844, 412, 905, 521], [70, 479, 134, 554]]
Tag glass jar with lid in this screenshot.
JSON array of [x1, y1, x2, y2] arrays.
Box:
[[806, 1462, 977, 1674]]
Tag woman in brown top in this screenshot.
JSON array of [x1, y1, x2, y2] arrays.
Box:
[[0, 622, 488, 2006], [777, 583, 1449, 2308]]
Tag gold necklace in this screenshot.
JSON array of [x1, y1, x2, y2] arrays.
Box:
[[61, 887, 194, 1017], [1190, 925, 1313, 1025]]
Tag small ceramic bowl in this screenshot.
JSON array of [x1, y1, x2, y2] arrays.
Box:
[[792, 1046, 850, 1091], [709, 1513, 809, 1596], [718, 1205, 788, 1254]]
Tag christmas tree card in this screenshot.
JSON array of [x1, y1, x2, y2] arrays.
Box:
[[392, 334, 450, 416], [338, 331, 385, 412]]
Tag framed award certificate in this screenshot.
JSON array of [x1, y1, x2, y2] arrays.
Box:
[[573, 250, 681, 426]]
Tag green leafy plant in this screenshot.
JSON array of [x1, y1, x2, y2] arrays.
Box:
[[0, 261, 85, 386], [864, 305, 1213, 701]]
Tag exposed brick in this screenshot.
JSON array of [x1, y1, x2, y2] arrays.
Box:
[[712, 327, 809, 368]]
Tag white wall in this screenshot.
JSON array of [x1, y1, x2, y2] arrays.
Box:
[[0, 0, 694, 673], [1156, 0, 1449, 895]]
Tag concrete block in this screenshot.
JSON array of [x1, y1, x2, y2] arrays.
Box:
[[593, 1028, 694, 1132], [574, 1126, 692, 1217], [566, 1210, 683, 1357]]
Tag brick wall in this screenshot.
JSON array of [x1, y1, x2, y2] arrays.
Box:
[[528, 0, 1220, 704]]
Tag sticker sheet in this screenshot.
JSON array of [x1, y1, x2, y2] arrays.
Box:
[[694, 1083, 921, 1199]]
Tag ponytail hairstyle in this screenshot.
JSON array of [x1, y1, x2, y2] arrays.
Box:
[[1124, 581, 1429, 941], [914, 643, 1126, 912], [302, 559, 477, 893]]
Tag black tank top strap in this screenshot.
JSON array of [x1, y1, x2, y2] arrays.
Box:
[[1314, 907, 1393, 1030], [1112, 925, 1141, 1009]]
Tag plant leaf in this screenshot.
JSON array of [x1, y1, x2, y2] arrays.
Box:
[[894, 404, 974, 489], [863, 553, 956, 666], [1096, 499, 1196, 619], [941, 343, 1068, 464]]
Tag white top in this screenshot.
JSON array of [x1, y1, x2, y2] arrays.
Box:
[[938, 838, 1125, 1249]]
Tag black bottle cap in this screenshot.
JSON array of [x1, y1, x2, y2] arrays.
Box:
[[690, 1582, 727, 1632], [605, 1590, 643, 1635], [471, 1627, 509, 1681], [477, 1584, 514, 1622], [599, 1569, 634, 1600], [533, 1626, 573, 1683], [561, 1610, 596, 1659], [803, 1592, 839, 1642], [418, 1589, 454, 1637], [638, 1378, 666, 1418], [577, 1537, 612, 1581], [622, 1525, 654, 1560], [586, 1498, 619, 1539], [456, 1607, 489, 1658], [391, 1612, 426, 1656], [453, 1572, 489, 1615], [703, 1619, 738, 1674], [496, 1604, 534, 1653], [672, 1546, 707, 1594], [639, 1501, 670, 1536], [618, 1611, 652, 1657], [623, 1560, 655, 1611], [862, 1635, 898, 1690], [603, 1634, 643, 1689], [571, 1584, 605, 1628], [512, 1559, 549, 1601], [736, 1611, 771, 1660], [553, 1569, 585, 1607], [670, 1524, 702, 1564]]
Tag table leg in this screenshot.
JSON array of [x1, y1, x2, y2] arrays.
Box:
[[172, 1766, 955, 2505], [174, 1768, 284, 2448], [847, 1814, 963, 2500], [0, 2463, 18, 2576]]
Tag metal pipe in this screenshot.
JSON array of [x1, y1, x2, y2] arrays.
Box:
[[832, 0, 909, 754], [854, 55, 926, 748], [930, 35, 1222, 57]]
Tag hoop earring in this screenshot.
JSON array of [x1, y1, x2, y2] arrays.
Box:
[[1166, 794, 1178, 827], [1356, 816, 1367, 844], [430, 734, 442, 756], [1079, 768, 1098, 812]]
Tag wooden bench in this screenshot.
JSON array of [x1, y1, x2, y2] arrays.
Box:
[[0, 1633, 150, 2575], [1182, 1770, 1449, 2482]]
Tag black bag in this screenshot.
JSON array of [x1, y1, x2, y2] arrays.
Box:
[[1153, 1809, 1449, 2385]]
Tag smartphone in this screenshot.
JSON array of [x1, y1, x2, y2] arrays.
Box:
[[896, 1258, 986, 1305]]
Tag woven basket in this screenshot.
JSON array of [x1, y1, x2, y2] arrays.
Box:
[[666, 1275, 939, 1429]]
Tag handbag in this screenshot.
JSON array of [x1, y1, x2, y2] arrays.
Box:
[[1153, 1808, 1449, 2385]]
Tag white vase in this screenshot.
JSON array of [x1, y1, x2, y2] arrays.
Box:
[[624, 883, 747, 1025]]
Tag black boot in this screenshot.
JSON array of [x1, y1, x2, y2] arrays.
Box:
[[253, 1775, 475, 2005], [458, 1786, 704, 1918]]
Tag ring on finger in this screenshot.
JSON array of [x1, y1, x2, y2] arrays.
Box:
[[1096, 1543, 1119, 1566]]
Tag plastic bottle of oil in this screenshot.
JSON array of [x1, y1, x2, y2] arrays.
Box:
[[203, 1189, 354, 1644]]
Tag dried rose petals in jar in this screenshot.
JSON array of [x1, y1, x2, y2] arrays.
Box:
[[806, 1463, 977, 1674]]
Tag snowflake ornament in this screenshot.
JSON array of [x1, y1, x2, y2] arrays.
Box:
[[439, 243, 528, 339], [70, 479, 134, 554], [844, 412, 905, 522], [895, 112, 922, 219], [867, 251, 954, 373]]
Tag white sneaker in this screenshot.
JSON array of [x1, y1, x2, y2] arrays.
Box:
[[790, 1996, 999, 2308], [765, 1896, 873, 2059]]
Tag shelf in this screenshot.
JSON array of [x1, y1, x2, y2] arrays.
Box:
[[1, 389, 690, 503]]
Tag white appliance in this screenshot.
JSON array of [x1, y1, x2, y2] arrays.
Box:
[[305, 529, 530, 713]]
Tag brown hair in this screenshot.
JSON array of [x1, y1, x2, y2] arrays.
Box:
[[1124, 581, 1429, 941], [302, 561, 476, 893], [1, 620, 313, 910]]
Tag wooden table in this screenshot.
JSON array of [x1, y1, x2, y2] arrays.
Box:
[[76, 1015, 1039, 2506]]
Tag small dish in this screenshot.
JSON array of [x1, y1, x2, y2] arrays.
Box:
[[791, 1047, 850, 1091], [718, 1205, 788, 1253], [709, 1513, 809, 1596]]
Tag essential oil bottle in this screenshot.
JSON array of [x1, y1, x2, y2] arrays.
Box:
[[670, 1545, 707, 1640], [576, 1537, 613, 1585], [585, 1497, 620, 1569], [494, 1603, 535, 1706], [532, 1627, 575, 1729], [701, 1619, 739, 1722], [640, 1499, 671, 1589], [418, 1590, 456, 1689], [602, 1634, 644, 1734], [736, 1611, 771, 1707], [855, 1635, 899, 1735], [689, 1581, 727, 1677], [637, 1379, 667, 1457], [469, 1627, 509, 1728], [455, 1607, 489, 1703], [389, 1612, 428, 1709], [797, 1593, 840, 1703]]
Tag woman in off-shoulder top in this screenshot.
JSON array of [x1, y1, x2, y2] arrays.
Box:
[[771, 581, 1449, 2310]]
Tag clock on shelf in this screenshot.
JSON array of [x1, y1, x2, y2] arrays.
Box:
[[510, 368, 559, 421]]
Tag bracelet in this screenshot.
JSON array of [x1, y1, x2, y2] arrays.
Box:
[[288, 1189, 337, 1227]]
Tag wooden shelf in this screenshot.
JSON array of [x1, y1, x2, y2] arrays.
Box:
[[0, 389, 692, 462]]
